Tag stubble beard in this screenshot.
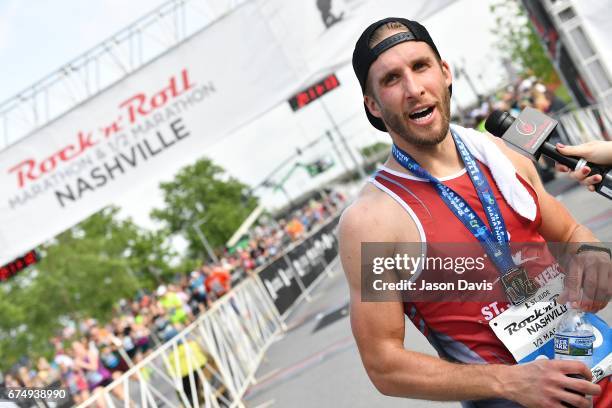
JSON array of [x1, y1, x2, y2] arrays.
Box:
[[381, 86, 451, 147]]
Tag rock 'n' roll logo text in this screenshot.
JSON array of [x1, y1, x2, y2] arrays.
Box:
[[7, 69, 195, 190]]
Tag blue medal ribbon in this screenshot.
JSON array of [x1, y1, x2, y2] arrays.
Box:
[[391, 129, 516, 276]]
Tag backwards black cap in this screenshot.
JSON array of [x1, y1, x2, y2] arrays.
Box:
[[352, 17, 448, 132]]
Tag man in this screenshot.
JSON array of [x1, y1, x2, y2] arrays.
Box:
[[339, 18, 610, 407], [188, 270, 209, 315], [205, 263, 231, 301], [158, 284, 190, 325]]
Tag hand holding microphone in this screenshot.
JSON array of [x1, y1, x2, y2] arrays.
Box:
[[555, 141, 612, 192], [484, 107, 612, 200]]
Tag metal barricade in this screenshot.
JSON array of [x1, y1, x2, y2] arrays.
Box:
[[557, 103, 612, 144], [77, 276, 282, 408], [254, 213, 341, 320], [197, 276, 282, 400]]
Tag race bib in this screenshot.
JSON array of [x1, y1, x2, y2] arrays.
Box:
[[489, 275, 611, 383]]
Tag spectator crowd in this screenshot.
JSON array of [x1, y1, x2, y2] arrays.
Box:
[[1, 190, 346, 406], [465, 73, 569, 131], [461, 74, 570, 182]]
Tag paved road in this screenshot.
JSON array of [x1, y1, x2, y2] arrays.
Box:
[[244, 176, 612, 408]]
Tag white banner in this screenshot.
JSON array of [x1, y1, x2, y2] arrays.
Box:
[[259, 0, 458, 88], [0, 2, 298, 264], [0, 0, 456, 265], [570, 0, 612, 91]]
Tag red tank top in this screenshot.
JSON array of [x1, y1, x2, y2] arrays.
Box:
[[373, 162, 545, 364], [372, 161, 610, 406]]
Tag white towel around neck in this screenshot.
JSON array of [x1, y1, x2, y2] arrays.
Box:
[[450, 124, 537, 221]]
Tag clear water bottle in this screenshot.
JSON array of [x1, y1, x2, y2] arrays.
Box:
[[554, 305, 596, 408], [554, 306, 595, 366]]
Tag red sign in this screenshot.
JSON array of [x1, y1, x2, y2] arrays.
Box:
[[288, 74, 340, 111], [0, 250, 39, 281]]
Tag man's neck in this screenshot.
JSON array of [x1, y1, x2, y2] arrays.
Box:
[[385, 131, 464, 179]]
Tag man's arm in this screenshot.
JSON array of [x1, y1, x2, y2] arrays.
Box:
[[524, 160, 597, 245], [488, 134, 611, 311], [338, 192, 599, 406]]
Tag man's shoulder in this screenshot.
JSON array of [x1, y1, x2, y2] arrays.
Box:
[[485, 131, 539, 186], [338, 181, 420, 244], [452, 123, 539, 186]]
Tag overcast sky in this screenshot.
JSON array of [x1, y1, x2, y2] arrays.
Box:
[[0, 0, 510, 229]]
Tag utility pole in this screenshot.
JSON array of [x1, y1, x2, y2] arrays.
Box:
[[326, 130, 350, 172], [191, 203, 219, 263], [457, 64, 483, 103], [276, 184, 294, 208], [318, 99, 367, 179], [192, 217, 219, 264]]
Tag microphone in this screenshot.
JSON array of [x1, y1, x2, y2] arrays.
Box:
[[485, 107, 612, 200]]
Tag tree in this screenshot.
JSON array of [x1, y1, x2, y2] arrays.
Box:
[[360, 141, 390, 158], [126, 228, 178, 284], [490, 0, 559, 83], [0, 207, 176, 370], [151, 158, 258, 259]]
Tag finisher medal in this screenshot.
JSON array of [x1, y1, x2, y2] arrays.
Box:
[[501, 266, 539, 306]]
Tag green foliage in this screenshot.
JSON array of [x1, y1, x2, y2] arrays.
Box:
[[360, 142, 390, 158], [554, 85, 572, 104], [0, 207, 175, 371], [172, 257, 202, 277], [490, 0, 559, 83], [151, 157, 257, 259], [126, 228, 177, 284], [304, 158, 334, 177], [1, 157, 251, 370]]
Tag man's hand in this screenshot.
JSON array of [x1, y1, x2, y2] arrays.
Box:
[[559, 249, 611, 312], [504, 359, 600, 408]]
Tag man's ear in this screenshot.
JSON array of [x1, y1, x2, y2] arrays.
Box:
[[364, 94, 383, 119], [440, 60, 452, 88]]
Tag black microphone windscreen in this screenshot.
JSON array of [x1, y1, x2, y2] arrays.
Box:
[[484, 110, 512, 137]]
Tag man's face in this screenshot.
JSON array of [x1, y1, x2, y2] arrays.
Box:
[[365, 38, 452, 147]]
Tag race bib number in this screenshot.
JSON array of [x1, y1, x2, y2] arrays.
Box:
[[489, 275, 611, 383]]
